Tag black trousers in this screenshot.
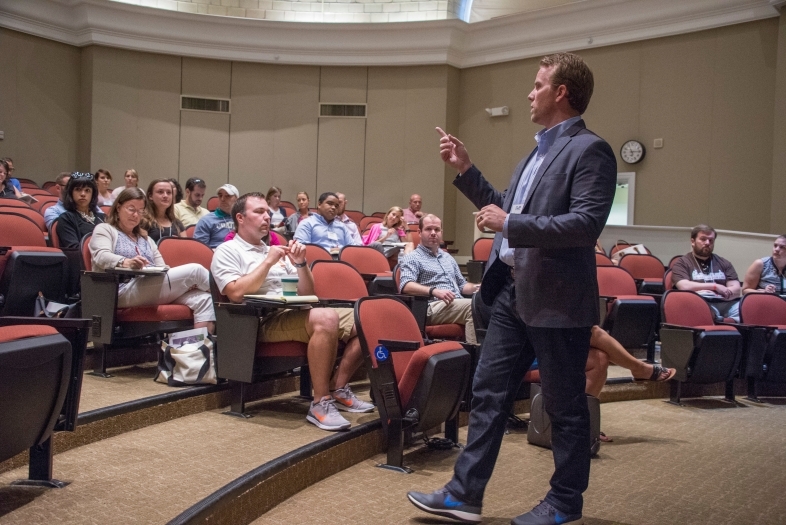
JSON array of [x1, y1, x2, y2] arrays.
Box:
[[445, 279, 592, 515]]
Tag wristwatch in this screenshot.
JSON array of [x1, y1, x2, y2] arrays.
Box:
[[293, 261, 307, 268], [428, 286, 436, 297]]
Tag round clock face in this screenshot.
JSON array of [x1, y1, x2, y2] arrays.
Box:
[[620, 140, 645, 164]]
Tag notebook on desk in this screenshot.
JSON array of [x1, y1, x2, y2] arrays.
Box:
[[243, 295, 319, 304]]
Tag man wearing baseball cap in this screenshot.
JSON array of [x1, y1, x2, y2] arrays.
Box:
[[194, 183, 239, 249]]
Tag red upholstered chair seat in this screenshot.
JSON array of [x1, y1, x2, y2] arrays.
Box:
[[523, 369, 540, 383], [116, 305, 193, 322], [0, 325, 59, 343], [255, 340, 308, 358], [425, 323, 465, 340], [396, 341, 465, 407]]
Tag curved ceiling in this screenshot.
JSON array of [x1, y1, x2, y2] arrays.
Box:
[[0, 0, 779, 67]]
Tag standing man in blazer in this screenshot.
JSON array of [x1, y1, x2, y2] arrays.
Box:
[[408, 53, 617, 525]]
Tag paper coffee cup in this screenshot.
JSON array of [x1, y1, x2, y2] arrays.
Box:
[[281, 276, 299, 296]]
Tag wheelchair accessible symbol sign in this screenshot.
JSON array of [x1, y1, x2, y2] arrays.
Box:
[[375, 345, 389, 362]]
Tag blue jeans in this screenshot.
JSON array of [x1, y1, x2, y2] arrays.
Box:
[[445, 280, 592, 515]]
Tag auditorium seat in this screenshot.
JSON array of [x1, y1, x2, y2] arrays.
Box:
[[304, 243, 332, 265], [0, 212, 47, 246], [595, 252, 614, 266], [211, 283, 309, 417], [79, 234, 193, 377], [15, 178, 39, 188], [207, 196, 218, 211], [157, 237, 213, 270], [339, 245, 392, 277], [359, 216, 382, 231], [609, 241, 650, 257], [618, 253, 667, 294], [597, 265, 659, 362], [467, 237, 493, 283], [0, 246, 69, 316], [354, 296, 471, 472], [279, 200, 296, 216], [0, 198, 32, 209], [184, 225, 196, 238], [343, 210, 365, 226], [660, 289, 743, 405], [738, 293, 786, 401], [34, 196, 59, 214], [311, 260, 369, 303], [0, 317, 89, 487]]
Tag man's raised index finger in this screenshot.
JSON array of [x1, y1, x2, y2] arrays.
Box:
[[435, 127, 448, 138]]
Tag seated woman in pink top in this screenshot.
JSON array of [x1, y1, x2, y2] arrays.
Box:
[[362, 206, 412, 259], [363, 206, 409, 244]]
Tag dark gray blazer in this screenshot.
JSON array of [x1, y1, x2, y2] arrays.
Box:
[[454, 119, 617, 328]]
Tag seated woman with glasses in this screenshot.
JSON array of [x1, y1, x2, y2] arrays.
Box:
[[56, 173, 107, 249], [141, 178, 186, 243], [89, 188, 215, 333], [0, 159, 22, 199]]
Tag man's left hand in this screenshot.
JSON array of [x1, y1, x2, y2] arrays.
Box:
[[287, 240, 307, 266], [476, 205, 507, 232]]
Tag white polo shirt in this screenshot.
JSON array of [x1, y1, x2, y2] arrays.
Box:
[[211, 235, 296, 298]]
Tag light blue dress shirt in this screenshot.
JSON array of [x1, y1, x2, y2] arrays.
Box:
[[293, 213, 358, 251], [499, 115, 582, 266]]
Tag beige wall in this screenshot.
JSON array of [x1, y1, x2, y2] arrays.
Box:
[[453, 19, 779, 255], [88, 46, 181, 187], [0, 29, 81, 182], [2, 18, 785, 256]]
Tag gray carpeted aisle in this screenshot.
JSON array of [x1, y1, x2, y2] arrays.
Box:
[[258, 397, 786, 525]]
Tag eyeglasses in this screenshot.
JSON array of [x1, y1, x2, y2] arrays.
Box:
[[121, 206, 142, 216], [7, 167, 14, 173]]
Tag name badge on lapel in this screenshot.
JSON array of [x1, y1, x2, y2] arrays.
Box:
[[511, 204, 524, 214]]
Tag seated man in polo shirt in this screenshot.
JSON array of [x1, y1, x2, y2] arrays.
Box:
[[194, 184, 238, 249], [671, 224, 741, 322], [399, 214, 479, 344], [294, 191, 358, 253], [174, 177, 210, 228], [211, 192, 373, 431], [402, 193, 423, 224]]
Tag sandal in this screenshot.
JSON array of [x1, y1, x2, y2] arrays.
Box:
[[599, 431, 613, 442], [648, 365, 676, 382]]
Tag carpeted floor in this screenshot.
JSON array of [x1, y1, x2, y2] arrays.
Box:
[[259, 397, 786, 525], [0, 389, 378, 524], [77, 362, 180, 413]]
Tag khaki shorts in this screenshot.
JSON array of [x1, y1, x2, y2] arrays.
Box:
[[257, 307, 354, 344]]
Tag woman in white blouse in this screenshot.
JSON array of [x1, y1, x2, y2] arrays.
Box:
[[89, 187, 215, 333]]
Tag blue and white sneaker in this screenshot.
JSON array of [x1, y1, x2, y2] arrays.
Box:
[[407, 488, 482, 523], [510, 500, 583, 525]]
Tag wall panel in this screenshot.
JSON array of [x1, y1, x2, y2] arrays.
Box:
[[229, 63, 319, 199], [0, 29, 81, 182], [90, 46, 181, 186]]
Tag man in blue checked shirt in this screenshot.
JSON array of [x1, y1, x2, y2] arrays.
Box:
[[399, 214, 479, 345]]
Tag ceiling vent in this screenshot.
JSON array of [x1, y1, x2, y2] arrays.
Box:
[[181, 96, 230, 113], [319, 103, 366, 118]]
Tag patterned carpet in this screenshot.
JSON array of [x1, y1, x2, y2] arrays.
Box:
[[259, 397, 786, 525]]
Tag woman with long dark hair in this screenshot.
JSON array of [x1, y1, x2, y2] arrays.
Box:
[[56, 172, 107, 249]]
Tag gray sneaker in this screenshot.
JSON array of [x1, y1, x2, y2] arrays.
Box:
[[307, 395, 351, 431], [333, 385, 375, 413]]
